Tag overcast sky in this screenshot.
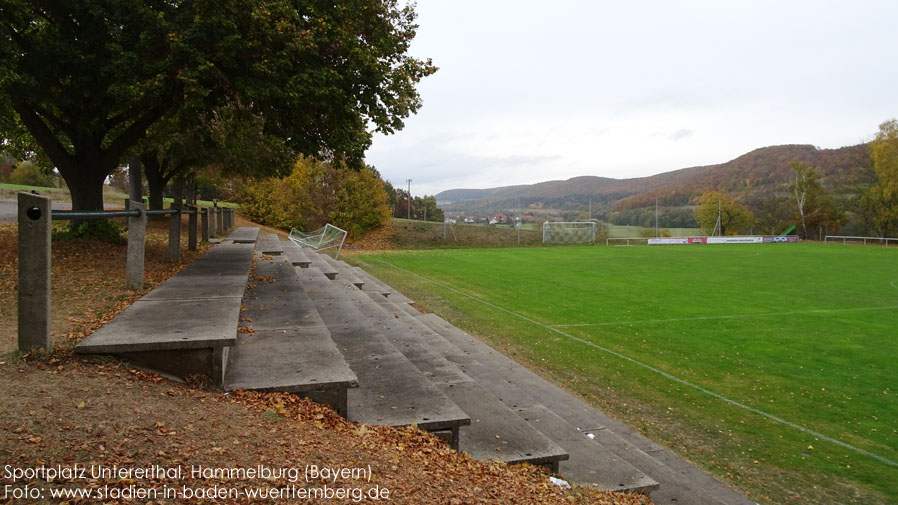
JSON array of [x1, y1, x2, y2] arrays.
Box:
[[363, 0, 898, 197]]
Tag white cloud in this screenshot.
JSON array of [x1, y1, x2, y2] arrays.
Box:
[[366, 0, 898, 197]]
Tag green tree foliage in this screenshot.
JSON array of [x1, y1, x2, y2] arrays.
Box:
[[693, 190, 755, 235], [788, 161, 839, 239], [868, 119, 898, 236], [747, 193, 792, 235], [240, 157, 390, 238], [411, 195, 443, 222], [8, 160, 54, 187], [0, 0, 436, 211]]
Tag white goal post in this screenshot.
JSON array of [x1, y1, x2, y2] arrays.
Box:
[[542, 221, 597, 244], [289, 223, 348, 258]]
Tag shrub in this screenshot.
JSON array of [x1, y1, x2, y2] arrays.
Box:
[[239, 157, 391, 238], [8, 161, 54, 187]]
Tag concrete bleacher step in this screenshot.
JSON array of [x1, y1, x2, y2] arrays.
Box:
[[75, 236, 258, 385], [310, 267, 571, 471], [416, 313, 755, 504], [440, 382, 569, 472], [223, 254, 358, 416], [256, 233, 285, 255], [226, 226, 261, 244], [349, 265, 415, 305], [283, 242, 338, 279], [314, 253, 367, 289], [292, 266, 470, 448]]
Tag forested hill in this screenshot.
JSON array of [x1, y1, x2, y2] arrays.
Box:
[[436, 144, 872, 214]]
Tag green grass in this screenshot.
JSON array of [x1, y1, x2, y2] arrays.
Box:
[[0, 182, 238, 208], [352, 243, 898, 504]]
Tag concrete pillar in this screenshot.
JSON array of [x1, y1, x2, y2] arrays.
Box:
[[126, 200, 146, 290], [186, 205, 198, 251], [226, 208, 232, 229], [168, 204, 181, 262], [201, 207, 209, 242], [17, 192, 51, 352], [209, 204, 218, 239], [216, 207, 223, 236]]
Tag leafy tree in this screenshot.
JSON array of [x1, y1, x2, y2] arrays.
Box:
[[868, 119, 898, 236], [788, 161, 839, 239], [747, 193, 791, 235], [411, 195, 443, 222], [0, 0, 436, 211], [693, 190, 755, 235], [240, 156, 390, 238]]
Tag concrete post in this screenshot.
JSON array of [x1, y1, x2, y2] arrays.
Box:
[[210, 204, 218, 239], [225, 208, 232, 230], [216, 207, 223, 236], [201, 207, 209, 242], [17, 192, 51, 352], [186, 205, 198, 251], [126, 200, 146, 290], [168, 205, 181, 262]]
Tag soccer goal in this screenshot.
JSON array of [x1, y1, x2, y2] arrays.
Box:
[[542, 221, 597, 244], [289, 223, 348, 258]]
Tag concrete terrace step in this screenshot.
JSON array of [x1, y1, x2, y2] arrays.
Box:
[[416, 313, 755, 505], [293, 266, 470, 448], [349, 265, 415, 306], [283, 242, 337, 279], [310, 267, 572, 471], [256, 233, 285, 255], [313, 253, 366, 289], [223, 254, 358, 416], [440, 381, 569, 472], [226, 226, 261, 244], [75, 239, 257, 385]]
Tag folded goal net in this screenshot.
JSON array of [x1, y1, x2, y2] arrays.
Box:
[[289, 223, 348, 258], [542, 221, 597, 244]]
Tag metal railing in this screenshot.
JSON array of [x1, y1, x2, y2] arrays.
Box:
[[17, 192, 237, 352], [824, 235, 898, 246]]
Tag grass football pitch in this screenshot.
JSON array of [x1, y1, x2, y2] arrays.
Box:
[[353, 243, 898, 505]]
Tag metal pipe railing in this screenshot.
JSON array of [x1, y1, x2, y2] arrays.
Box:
[[52, 209, 141, 220]]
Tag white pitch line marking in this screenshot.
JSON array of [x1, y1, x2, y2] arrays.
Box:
[[553, 305, 898, 328], [372, 258, 898, 468]]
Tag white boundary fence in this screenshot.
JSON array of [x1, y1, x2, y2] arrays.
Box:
[[825, 235, 898, 246]]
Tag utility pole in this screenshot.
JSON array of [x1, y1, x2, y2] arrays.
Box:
[[654, 199, 658, 237], [406, 179, 412, 220], [589, 197, 592, 221]]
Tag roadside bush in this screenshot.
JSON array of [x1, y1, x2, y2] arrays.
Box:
[[8, 161, 54, 187]]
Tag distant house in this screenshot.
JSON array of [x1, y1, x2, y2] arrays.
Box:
[[464, 216, 475, 224]]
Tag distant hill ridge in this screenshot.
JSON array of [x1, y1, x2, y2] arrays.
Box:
[[436, 144, 872, 214]]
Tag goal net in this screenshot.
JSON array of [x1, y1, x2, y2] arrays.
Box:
[[289, 223, 348, 258], [542, 221, 597, 244]]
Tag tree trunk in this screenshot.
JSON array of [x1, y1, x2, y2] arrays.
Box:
[[142, 153, 168, 211]]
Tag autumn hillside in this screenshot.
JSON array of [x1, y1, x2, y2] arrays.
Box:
[[436, 143, 872, 215]]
